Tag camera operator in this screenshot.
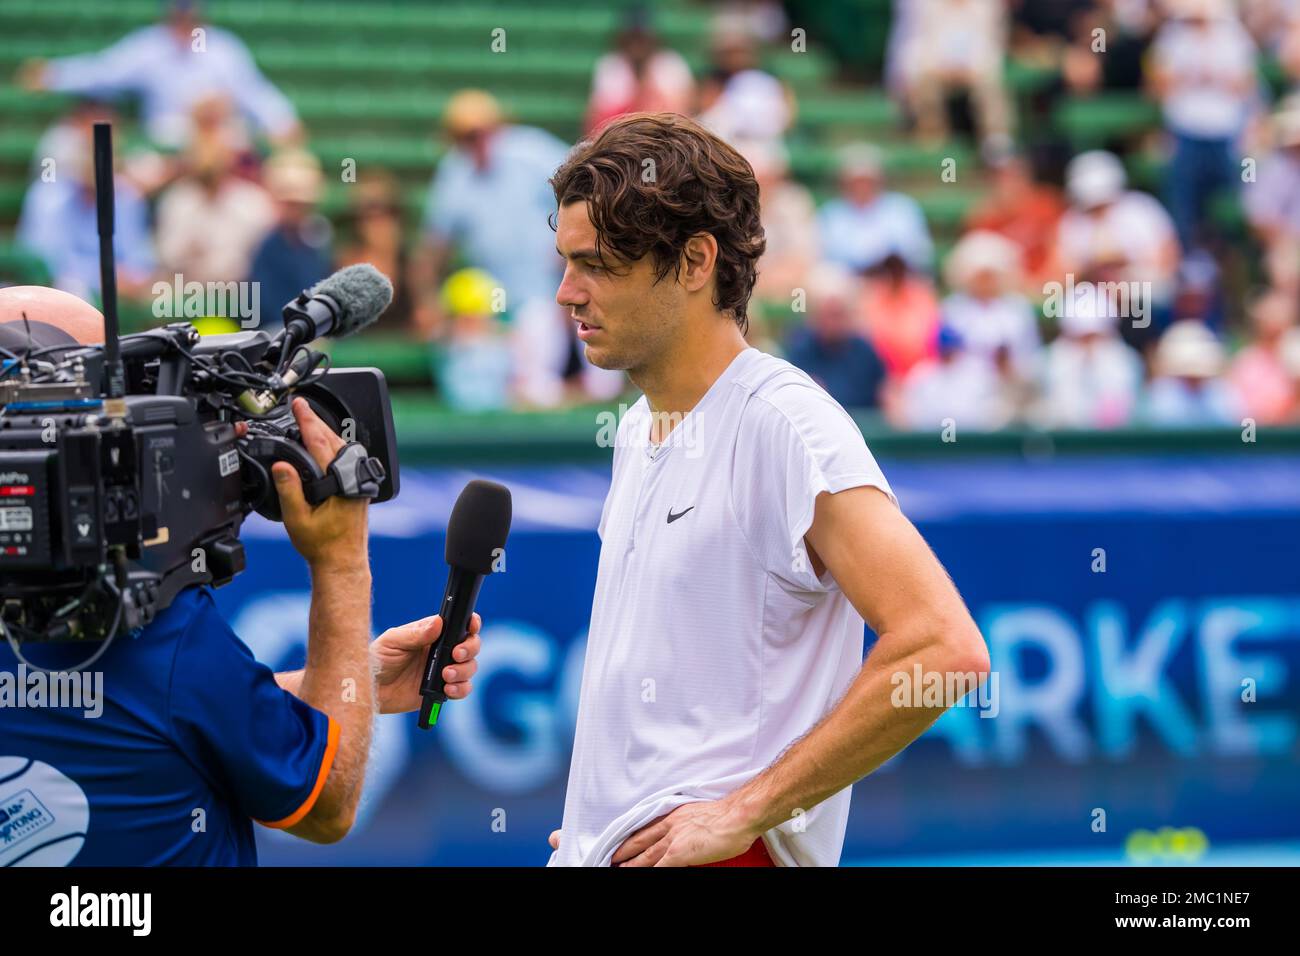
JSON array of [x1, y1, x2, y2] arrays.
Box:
[[0, 286, 480, 865]]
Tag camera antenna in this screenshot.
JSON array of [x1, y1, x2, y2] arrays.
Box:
[[92, 121, 125, 402]]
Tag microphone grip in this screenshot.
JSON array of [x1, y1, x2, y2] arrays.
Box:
[[417, 566, 484, 729]]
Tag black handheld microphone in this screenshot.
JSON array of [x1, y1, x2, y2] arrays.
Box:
[[417, 479, 512, 729]]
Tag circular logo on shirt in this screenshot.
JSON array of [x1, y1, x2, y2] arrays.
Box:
[[0, 756, 89, 867]]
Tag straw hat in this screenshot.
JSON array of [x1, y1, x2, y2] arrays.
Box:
[[1154, 320, 1226, 378]]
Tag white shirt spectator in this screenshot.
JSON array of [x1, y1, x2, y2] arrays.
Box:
[[818, 192, 934, 274], [42, 24, 298, 148], [1144, 377, 1241, 425], [1151, 15, 1258, 139], [1245, 148, 1300, 240], [1039, 336, 1144, 429], [899, 352, 1008, 431], [940, 292, 1041, 373], [697, 69, 791, 145], [156, 177, 276, 283], [1057, 191, 1179, 281]]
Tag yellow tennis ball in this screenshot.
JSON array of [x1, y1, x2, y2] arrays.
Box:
[[441, 268, 500, 317], [191, 316, 242, 336]]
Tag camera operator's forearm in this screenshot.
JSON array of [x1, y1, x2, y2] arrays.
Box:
[[286, 559, 374, 843]]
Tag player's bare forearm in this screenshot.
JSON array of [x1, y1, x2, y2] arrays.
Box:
[[726, 621, 986, 836], [728, 484, 989, 838], [285, 559, 374, 842]]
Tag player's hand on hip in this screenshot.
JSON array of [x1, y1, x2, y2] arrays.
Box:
[[372, 612, 481, 714], [273, 397, 370, 569], [611, 800, 758, 867], [548, 829, 561, 851]]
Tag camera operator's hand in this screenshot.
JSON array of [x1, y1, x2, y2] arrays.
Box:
[[372, 612, 482, 713], [272, 397, 369, 569]]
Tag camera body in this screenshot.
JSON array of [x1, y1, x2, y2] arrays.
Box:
[[0, 322, 398, 643]]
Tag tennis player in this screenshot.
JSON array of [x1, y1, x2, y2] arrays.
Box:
[[545, 113, 990, 867]]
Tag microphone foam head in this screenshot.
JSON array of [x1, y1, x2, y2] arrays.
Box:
[[446, 479, 512, 573], [309, 264, 394, 334]]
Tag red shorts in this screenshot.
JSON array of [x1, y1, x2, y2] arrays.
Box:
[[692, 838, 776, 867]]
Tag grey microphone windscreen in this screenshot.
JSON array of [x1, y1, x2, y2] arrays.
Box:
[[309, 264, 394, 336]]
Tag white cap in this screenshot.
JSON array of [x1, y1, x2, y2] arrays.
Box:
[[1066, 150, 1127, 209], [1154, 320, 1226, 378], [837, 142, 884, 179], [807, 262, 860, 308], [944, 230, 1023, 290]]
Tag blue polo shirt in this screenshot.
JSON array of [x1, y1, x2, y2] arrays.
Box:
[[0, 586, 337, 866]]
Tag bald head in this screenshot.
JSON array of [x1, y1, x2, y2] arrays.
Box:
[[0, 286, 104, 347]]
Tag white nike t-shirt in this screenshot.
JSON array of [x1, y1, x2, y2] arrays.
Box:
[[549, 347, 897, 867]]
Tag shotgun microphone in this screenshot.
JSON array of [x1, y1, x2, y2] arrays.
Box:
[[417, 479, 512, 729]]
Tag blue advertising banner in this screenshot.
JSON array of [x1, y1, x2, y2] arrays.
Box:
[[211, 455, 1300, 866]]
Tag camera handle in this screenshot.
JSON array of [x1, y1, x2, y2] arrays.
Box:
[[303, 442, 386, 505]]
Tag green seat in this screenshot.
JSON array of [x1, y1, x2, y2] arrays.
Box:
[[1054, 93, 1161, 148]]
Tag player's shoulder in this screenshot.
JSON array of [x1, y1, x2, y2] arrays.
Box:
[[732, 348, 862, 438], [738, 345, 857, 416], [604, 394, 650, 465]]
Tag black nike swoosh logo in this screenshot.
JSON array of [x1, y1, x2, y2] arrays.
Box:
[[666, 507, 694, 524]]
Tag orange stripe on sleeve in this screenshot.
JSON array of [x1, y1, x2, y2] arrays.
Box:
[[256, 715, 341, 830]]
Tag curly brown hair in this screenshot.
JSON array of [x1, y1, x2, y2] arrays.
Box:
[[549, 112, 766, 332]]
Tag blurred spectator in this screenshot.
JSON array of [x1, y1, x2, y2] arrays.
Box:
[[415, 90, 590, 406], [1171, 246, 1226, 328], [1227, 289, 1299, 424], [1006, 0, 1096, 61], [1061, 0, 1157, 95], [1281, 326, 1300, 421], [1148, 0, 1258, 248], [1038, 295, 1143, 428], [941, 231, 1042, 375], [818, 143, 933, 275], [1279, 7, 1300, 86], [894, 0, 1013, 150], [155, 134, 275, 284], [17, 123, 154, 302], [742, 139, 819, 303], [1057, 150, 1179, 333], [247, 150, 331, 331], [716, 0, 789, 44], [696, 22, 793, 147], [586, 11, 695, 134], [18, 0, 300, 150], [433, 268, 513, 412], [895, 325, 1009, 431], [860, 252, 942, 381], [783, 264, 886, 408], [31, 99, 114, 185], [336, 173, 416, 334], [1143, 319, 1240, 424], [965, 150, 1066, 291], [1244, 96, 1300, 293]]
